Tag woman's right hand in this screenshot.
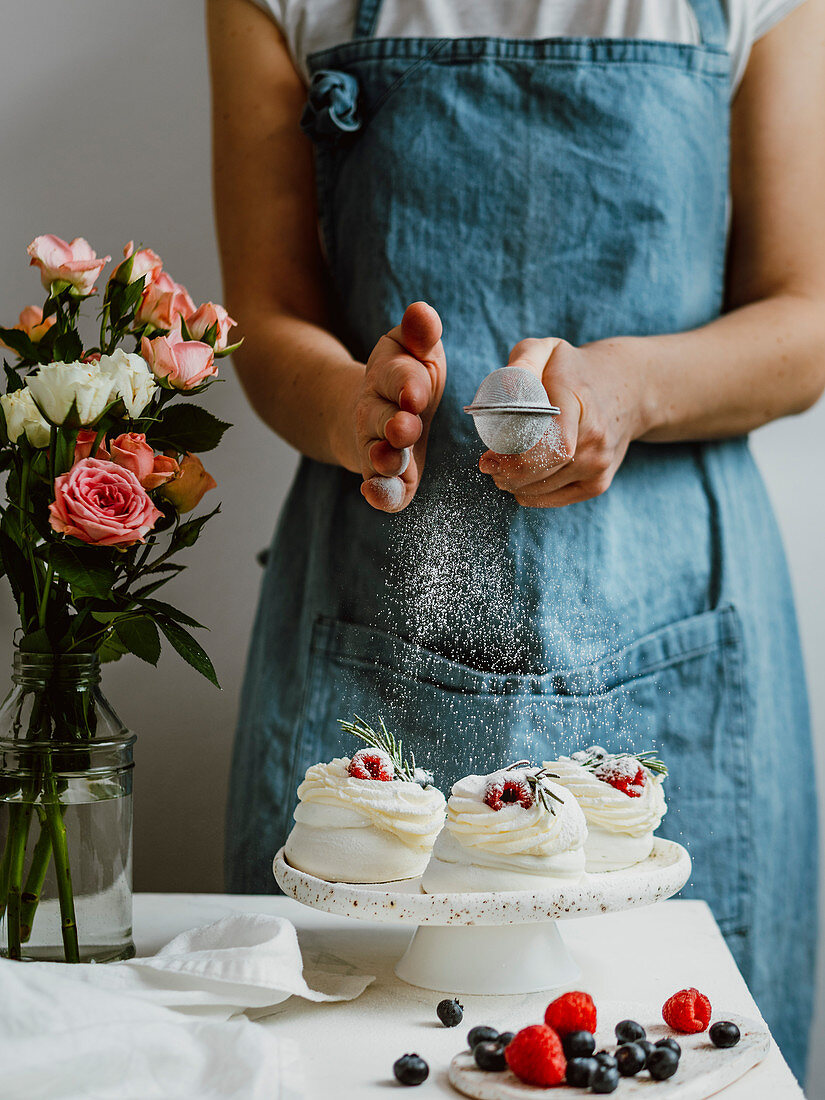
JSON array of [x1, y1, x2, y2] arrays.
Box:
[[354, 302, 446, 513]]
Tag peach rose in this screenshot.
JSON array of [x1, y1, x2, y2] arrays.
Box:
[[109, 432, 179, 490], [74, 428, 109, 463], [160, 453, 216, 514], [141, 332, 217, 390], [16, 305, 55, 342], [49, 458, 162, 547], [136, 272, 195, 330], [185, 303, 237, 351], [27, 235, 110, 296], [119, 241, 163, 286]]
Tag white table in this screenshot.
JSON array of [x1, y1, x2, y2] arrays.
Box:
[[134, 894, 805, 1100]]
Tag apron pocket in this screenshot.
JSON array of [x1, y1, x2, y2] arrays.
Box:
[[290, 606, 749, 935]]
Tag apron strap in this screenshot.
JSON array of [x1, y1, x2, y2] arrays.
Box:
[[352, 0, 384, 39], [688, 0, 728, 49]]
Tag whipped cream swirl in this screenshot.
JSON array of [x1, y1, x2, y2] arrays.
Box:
[[294, 758, 445, 849], [547, 755, 666, 836]]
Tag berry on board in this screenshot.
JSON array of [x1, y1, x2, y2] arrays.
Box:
[[474, 1041, 508, 1071], [498, 1032, 515, 1047], [561, 1029, 596, 1059], [655, 1037, 682, 1058], [566, 1056, 599, 1087], [544, 990, 597, 1036], [648, 1047, 680, 1081], [484, 775, 534, 811], [393, 1054, 429, 1086], [348, 748, 394, 781], [662, 988, 712, 1033], [436, 998, 463, 1028], [615, 1018, 646, 1044], [710, 1021, 741, 1048], [467, 1026, 499, 1049], [592, 1063, 620, 1093], [595, 1050, 617, 1068], [637, 1039, 654, 1064], [615, 1042, 647, 1077], [505, 1024, 567, 1088]]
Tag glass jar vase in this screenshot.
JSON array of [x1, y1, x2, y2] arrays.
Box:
[[0, 651, 135, 962]]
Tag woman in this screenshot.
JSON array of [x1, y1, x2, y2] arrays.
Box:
[[207, 0, 824, 1079]]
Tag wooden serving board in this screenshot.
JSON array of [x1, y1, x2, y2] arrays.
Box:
[[448, 1005, 769, 1100]]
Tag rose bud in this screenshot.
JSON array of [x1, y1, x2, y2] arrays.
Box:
[[185, 302, 237, 351], [141, 332, 217, 391], [110, 432, 178, 490], [136, 272, 195, 331], [27, 234, 110, 296], [161, 453, 217, 513]]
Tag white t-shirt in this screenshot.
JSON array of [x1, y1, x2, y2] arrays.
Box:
[[250, 0, 806, 92]]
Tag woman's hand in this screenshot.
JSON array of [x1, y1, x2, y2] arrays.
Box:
[[355, 302, 447, 513], [479, 337, 649, 507]]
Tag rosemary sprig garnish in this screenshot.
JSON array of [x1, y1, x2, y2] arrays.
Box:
[[337, 714, 420, 783], [576, 748, 668, 778], [504, 760, 565, 815]]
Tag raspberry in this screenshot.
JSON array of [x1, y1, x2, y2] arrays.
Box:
[[484, 775, 534, 811], [594, 758, 646, 797], [544, 991, 597, 1037], [505, 1025, 566, 1087], [662, 988, 712, 1033], [348, 748, 394, 781]]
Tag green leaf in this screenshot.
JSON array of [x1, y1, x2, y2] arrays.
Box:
[[156, 617, 219, 687], [169, 506, 220, 553], [214, 337, 244, 359], [0, 523, 36, 615], [114, 615, 161, 665], [52, 328, 84, 364], [4, 361, 25, 393], [147, 404, 231, 453], [0, 327, 39, 361], [139, 598, 204, 629], [98, 631, 128, 663], [49, 544, 117, 600], [18, 628, 51, 654], [178, 315, 193, 341]]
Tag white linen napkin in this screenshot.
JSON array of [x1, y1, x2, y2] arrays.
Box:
[[0, 913, 374, 1099]]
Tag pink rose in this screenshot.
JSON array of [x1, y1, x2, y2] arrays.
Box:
[[49, 458, 162, 547], [119, 241, 163, 285], [185, 302, 237, 351], [109, 432, 179, 490], [141, 332, 217, 390], [160, 453, 217, 514], [16, 305, 55, 342], [136, 272, 195, 330], [74, 429, 109, 463], [27, 235, 110, 296]]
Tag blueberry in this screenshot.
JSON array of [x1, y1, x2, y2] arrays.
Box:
[[467, 1026, 499, 1049], [592, 1063, 620, 1093], [637, 1039, 654, 1064], [615, 1042, 647, 1077], [498, 1032, 515, 1047], [474, 1041, 507, 1071], [615, 1019, 646, 1044], [566, 1057, 598, 1087], [393, 1054, 429, 1086], [655, 1037, 682, 1058], [709, 1021, 741, 1049], [648, 1047, 680, 1081], [436, 998, 463, 1028], [595, 1050, 617, 1068], [561, 1029, 596, 1059]]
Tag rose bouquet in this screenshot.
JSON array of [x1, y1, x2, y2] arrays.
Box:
[[0, 234, 238, 962]]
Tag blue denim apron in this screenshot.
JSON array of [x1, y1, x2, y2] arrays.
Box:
[[227, 0, 817, 1077]]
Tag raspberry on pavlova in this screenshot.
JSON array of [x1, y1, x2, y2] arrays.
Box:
[[420, 762, 587, 893], [283, 715, 446, 883], [545, 745, 668, 872]]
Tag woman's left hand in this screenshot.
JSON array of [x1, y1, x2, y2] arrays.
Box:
[[479, 337, 649, 507]]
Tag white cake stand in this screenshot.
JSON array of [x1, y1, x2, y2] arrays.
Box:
[[273, 838, 691, 995]]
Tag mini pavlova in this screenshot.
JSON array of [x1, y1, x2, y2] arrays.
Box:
[[283, 715, 446, 883], [545, 746, 668, 872], [421, 762, 587, 893]]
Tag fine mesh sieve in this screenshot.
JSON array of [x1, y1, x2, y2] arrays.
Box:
[[464, 366, 561, 454]]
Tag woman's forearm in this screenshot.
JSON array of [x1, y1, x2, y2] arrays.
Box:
[[606, 292, 825, 442], [233, 310, 364, 473]]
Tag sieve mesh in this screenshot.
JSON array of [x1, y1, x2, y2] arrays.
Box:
[[467, 366, 550, 410], [464, 366, 561, 454]]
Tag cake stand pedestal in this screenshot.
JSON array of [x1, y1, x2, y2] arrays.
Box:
[[274, 838, 691, 995]]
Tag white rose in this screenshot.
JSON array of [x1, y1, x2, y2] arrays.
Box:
[[0, 388, 51, 448], [98, 349, 157, 418], [27, 360, 119, 427]]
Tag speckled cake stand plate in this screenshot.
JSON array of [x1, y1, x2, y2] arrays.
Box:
[[273, 839, 691, 995], [448, 1002, 769, 1099]]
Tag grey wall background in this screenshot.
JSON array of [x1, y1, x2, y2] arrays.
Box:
[[1, 0, 823, 1091]]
